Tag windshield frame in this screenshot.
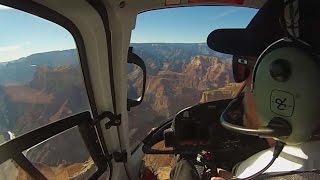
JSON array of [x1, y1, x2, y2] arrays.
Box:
[[0, 1, 109, 179], [128, 5, 256, 151]]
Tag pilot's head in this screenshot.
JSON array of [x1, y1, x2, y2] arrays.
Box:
[[208, 0, 320, 145]]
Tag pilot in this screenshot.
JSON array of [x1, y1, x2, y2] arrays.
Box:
[[171, 0, 320, 179]]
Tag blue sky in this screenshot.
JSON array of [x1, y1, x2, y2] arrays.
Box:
[[131, 6, 257, 43], [0, 5, 75, 62], [0, 5, 257, 62]]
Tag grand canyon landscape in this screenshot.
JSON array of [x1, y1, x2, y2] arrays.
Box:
[[0, 43, 241, 179]]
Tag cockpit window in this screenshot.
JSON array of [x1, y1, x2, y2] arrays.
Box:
[[128, 6, 258, 147], [0, 5, 89, 142], [0, 4, 94, 179]]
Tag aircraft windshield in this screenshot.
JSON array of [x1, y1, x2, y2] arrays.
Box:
[[128, 6, 258, 148], [0, 4, 97, 179]]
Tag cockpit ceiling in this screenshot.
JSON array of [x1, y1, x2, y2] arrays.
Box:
[[169, 0, 266, 8]]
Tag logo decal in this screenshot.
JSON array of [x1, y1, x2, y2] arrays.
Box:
[[275, 98, 288, 110], [270, 90, 295, 117]]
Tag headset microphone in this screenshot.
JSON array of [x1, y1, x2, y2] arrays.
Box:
[[220, 94, 292, 139]]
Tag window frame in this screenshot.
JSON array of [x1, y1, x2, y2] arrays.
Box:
[[0, 1, 109, 179], [0, 112, 108, 179], [128, 5, 255, 150]]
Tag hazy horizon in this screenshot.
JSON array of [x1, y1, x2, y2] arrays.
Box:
[[0, 43, 211, 63]]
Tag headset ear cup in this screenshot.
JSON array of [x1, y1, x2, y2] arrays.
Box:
[[252, 38, 314, 91], [251, 38, 320, 144]]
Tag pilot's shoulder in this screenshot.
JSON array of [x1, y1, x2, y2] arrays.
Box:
[[235, 141, 320, 178]]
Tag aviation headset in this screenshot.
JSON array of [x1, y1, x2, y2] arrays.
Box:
[[220, 37, 320, 180], [221, 38, 320, 145], [218, 0, 320, 179], [221, 0, 320, 146]]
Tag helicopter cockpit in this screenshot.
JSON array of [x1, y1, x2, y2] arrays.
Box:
[[0, 0, 320, 180]]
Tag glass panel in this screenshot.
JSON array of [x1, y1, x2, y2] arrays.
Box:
[[128, 6, 257, 147], [23, 127, 97, 179], [0, 5, 90, 144], [0, 159, 32, 180]]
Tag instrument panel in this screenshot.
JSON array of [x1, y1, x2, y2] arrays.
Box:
[[143, 99, 269, 171]]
